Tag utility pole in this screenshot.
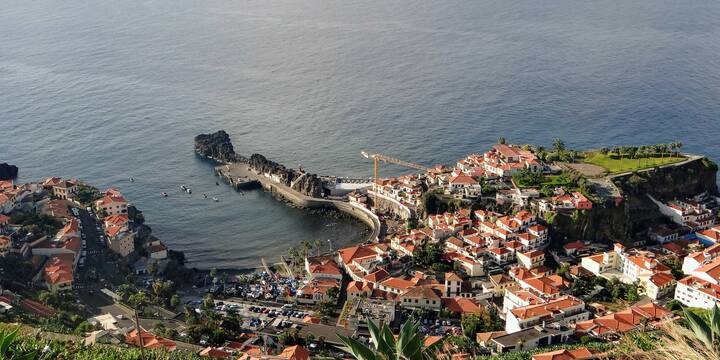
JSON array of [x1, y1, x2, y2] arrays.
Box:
[[134, 308, 146, 360]]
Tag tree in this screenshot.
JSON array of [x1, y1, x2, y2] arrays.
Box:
[[326, 286, 339, 304], [209, 267, 218, 280], [203, 294, 214, 309], [498, 137, 506, 145], [299, 240, 311, 260], [170, 294, 180, 308], [552, 138, 566, 154], [461, 314, 482, 338], [148, 262, 158, 276], [339, 318, 445, 360], [128, 291, 147, 310], [314, 239, 323, 257], [288, 247, 299, 268]]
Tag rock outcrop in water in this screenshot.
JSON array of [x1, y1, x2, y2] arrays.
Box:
[[196, 130, 325, 197], [248, 153, 325, 197], [0, 163, 18, 180], [194, 130, 239, 162]]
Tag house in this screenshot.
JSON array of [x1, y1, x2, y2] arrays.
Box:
[[199, 347, 232, 358], [43, 254, 75, 292], [675, 255, 720, 308], [571, 192, 592, 210], [447, 175, 482, 199], [532, 348, 598, 360], [563, 241, 587, 256], [659, 199, 715, 231], [491, 326, 574, 354], [0, 214, 10, 227], [444, 272, 463, 297], [442, 297, 482, 315], [574, 302, 672, 338], [681, 243, 720, 274], [149, 241, 168, 260], [517, 250, 545, 270], [399, 287, 442, 311], [94, 195, 128, 216], [105, 227, 135, 257], [346, 281, 373, 300], [580, 243, 672, 299], [348, 191, 368, 205], [675, 276, 720, 309], [0, 236, 11, 254], [644, 272, 676, 300], [125, 329, 176, 352], [505, 296, 588, 333], [304, 256, 342, 280], [52, 180, 78, 200], [279, 345, 310, 360], [696, 225, 720, 245], [296, 279, 339, 305]]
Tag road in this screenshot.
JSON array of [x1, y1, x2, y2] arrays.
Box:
[[76, 208, 124, 314]]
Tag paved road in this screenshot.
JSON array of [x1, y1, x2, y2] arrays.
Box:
[[76, 208, 124, 314]]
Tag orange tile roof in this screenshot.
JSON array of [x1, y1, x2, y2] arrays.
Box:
[[338, 245, 377, 265], [510, 295, 583, 320], [125, 329, 176, 351], [279, 345, 310, 360], [442, 297, 481, 314], [532, 348, 596, 360]]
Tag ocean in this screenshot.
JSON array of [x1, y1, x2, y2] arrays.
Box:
[[2, 0, 720, 269]]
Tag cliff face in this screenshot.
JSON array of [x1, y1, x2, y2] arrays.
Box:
[[194, 130, 238, 162], [0, 163, 18, 180], [551, 157, 719, 246], [248, 154, 324, 197]]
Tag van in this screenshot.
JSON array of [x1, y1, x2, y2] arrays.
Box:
[[281, 304, 295, 310]]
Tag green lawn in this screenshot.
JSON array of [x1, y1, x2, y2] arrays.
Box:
[[583, 152, 685, 173]]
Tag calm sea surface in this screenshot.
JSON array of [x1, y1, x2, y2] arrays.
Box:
[[2, 0, 720, 269]]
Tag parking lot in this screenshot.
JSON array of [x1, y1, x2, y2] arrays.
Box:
[[212, 300, 309, 332]]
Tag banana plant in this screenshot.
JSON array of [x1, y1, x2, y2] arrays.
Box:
[[338, 317, 445, 360], [0, 328, 38, 360], [683, 305, 720, 354]]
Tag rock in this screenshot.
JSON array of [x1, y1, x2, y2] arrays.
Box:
[[0, 163, 18, 180], [248, 153, 325, 197], [194, 130, 238, 163]]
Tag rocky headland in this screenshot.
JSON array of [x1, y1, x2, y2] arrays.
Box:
[[0, 163, 18, 180], [195, 131, 325, 197]]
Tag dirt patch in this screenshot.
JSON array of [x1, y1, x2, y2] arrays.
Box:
[[560, 162, 607, 178]]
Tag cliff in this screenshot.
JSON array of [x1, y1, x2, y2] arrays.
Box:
[[551, 157, 719, 247], [194, 130, 239, 163], [0, 163, 18, 180]]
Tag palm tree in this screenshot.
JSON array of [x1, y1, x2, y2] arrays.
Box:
[[675, 141, 683, 157], [339, 318, 445, 360], [299, 240, 311, 261], [683, 305, 720, 354], [497, 137, 506, 145], [288, 247, 299, 268], [552, 138, 565, 154], [314, 239, 323, 257]]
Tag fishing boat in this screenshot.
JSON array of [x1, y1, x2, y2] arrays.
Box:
[[130, 177, 135, 182], [186, 188, 192, 194], [213, 197, 219, 202], [161, 192, 168, 197], [180, 185, 187, 191], [203, 194, 207, 199]]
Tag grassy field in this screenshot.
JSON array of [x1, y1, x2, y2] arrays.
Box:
[[583, 153, 685, 174]]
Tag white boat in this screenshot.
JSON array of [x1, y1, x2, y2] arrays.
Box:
[[186, 188, 192, 194], [161, 192, 168, 197], [180, 185, 187, 191], [213, 197, 219, 202]]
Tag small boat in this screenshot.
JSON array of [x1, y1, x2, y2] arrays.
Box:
[[186, 188, 192, 194], [216, 182, 220, 186], [180, 185, 187, 191], [161, 192, 168, 197], [203, 194, 208, 199], [130, 177, 135, 182], [213, 197, 219, 202]]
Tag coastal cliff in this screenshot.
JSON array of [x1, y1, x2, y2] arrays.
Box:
[[195, 130, 325, 197], [0, 163, 18, 180], [551, 157, 719, 246]]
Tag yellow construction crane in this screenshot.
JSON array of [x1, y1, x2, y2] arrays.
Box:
[[361, 151, 431, 182]]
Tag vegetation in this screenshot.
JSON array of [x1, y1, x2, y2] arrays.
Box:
[[75, 183, 103, 206], [413, 241, 445, 270], [460, 307, 503, 338], [584, 143, 685, 174], [10, 213, 63, 239], [0, 323, 203, 360], [339, 318, 444, 360]]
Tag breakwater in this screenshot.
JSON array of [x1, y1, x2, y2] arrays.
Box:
[[215, 163, 381, 242]]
